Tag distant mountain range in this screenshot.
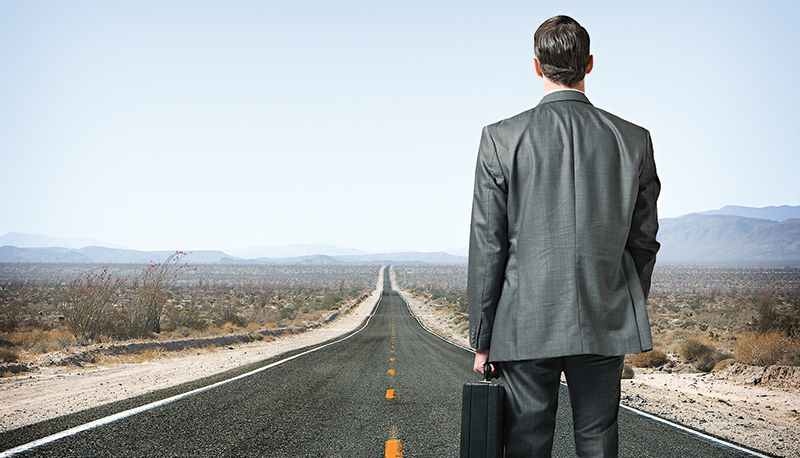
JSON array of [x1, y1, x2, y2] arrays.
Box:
[[1, 205, 798, 265], [0, 243, 466, 266], [657, 214, 800, 265], [655, 204, 800, 265], [0, 246, 233, 264], [224, 243, 368, 259], [693, 204, 799, 222]]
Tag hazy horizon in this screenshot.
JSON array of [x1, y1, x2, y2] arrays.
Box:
[[3, 202, 799, 257]]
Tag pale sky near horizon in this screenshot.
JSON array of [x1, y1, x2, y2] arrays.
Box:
[[1, 1, 799, 253]]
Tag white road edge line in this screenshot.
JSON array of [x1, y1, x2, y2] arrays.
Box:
[[0, 291, 385, 458], [398, 286, 772, 458], [616, 403, 772, 458]]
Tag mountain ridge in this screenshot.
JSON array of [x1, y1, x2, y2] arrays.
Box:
[[656, 213, 800, 265], [2, 205, 798, 265], [693, 204, 799, 222]]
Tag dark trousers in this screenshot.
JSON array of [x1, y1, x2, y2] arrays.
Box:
[[500, 354, 625, 458]]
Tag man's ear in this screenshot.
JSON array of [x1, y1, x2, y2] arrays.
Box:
[[533, 58, 544, 78], [585, 55, 593, 75]]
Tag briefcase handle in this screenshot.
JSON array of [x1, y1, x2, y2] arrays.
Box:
[[483, 363, 499, 381]]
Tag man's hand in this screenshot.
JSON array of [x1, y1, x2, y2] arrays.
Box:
[[473, 349, 495, 377]]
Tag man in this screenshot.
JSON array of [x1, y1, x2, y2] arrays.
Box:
[[467, 15, 660, 458]]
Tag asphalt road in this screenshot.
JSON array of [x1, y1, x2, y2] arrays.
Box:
[[2, 269, 768, 457]]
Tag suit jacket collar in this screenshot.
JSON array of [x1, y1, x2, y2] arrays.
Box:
[[537, 90, 592, 107]]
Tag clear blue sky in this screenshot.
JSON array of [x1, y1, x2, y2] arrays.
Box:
[[1, 1, 798, 253]]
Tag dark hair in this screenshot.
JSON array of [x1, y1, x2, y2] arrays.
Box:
[[534, 15, 591, 87]]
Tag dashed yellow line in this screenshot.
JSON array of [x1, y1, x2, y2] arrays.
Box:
[[384, 296, 403, 457], [385, 438, 403, 458]]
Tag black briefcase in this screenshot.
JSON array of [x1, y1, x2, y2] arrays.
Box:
[[460, 364, 504, 458]]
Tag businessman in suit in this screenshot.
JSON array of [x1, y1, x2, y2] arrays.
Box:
[[467, 15, 660, 457]]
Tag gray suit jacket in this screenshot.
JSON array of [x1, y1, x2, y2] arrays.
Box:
[[468, 90, 659, 361]]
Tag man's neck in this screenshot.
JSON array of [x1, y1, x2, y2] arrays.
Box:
[[542, 78, 585, 95]]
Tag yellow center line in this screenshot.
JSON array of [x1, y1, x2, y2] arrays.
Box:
[[383, 296, 403, 457], [385, 438, 403, 458], [386, 426, 403, 458]]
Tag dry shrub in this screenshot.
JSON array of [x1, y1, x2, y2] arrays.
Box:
[[220, 322, 239, 332], [136, 349, 163, 362], [621, 363, 634, 379], [629, 349, 668, 368], [162, 308, 207, 332], [785, 349, 800, 366], [61, 268, 126, 342], [712, 358, 735, 372], [13, 328, 75, 354], [679, 337, 715, 361], [0, 347, 19, 363], [735, 331, 792, 366], [696, 353, 720, 372], [129, 252, 189, 335], [679, 336, 731, 372]]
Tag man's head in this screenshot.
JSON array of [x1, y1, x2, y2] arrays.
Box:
[[534, 15, 591, 88]]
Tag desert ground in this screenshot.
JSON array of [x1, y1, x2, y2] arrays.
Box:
[[1, 265, 798, 457]]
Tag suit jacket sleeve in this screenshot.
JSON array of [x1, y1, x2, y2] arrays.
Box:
[[467, 126, 509, 350], [626, 132, 660, 298]]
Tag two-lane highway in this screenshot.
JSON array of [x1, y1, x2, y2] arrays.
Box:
[[2, 268, 767, 457]]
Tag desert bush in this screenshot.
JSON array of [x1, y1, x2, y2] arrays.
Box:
[[629, 349, 668, 368], [248, 307, 279, 325], [320, 294, 343, 310], [678, 336, 731, 371], [784, 349, 800, 366], [162, 309, 208, 332], [621, 363, 634, 379], [215, 305, 248, 328], [712, 358, 735, 372], [1, 298, 27, 329], [748, 292, 800, 339], [15, 328, 75, 353], [0, 347, 19, 363], [61, 268, 126, 342], [695, 353, 719, 372], [129, 252, 189, 335], [679, 337, 715, 361], [735, 331, 791, 366]]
